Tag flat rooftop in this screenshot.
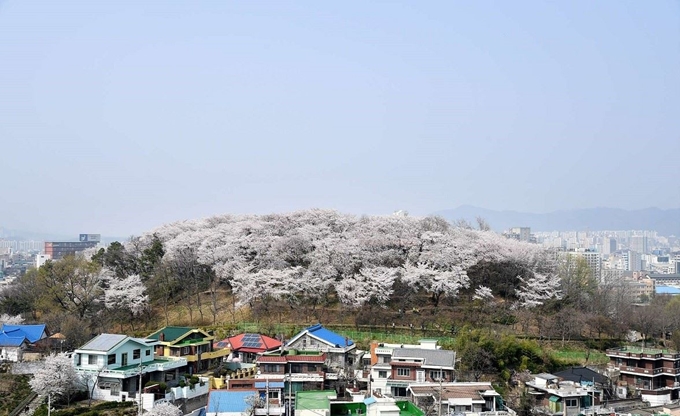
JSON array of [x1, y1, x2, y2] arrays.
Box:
[[608, 346, 679, 355]]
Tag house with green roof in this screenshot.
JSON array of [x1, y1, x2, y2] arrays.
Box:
[[147, 326, 230, 373]]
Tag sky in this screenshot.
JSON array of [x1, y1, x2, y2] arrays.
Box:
[[0, 1, 678, 237]]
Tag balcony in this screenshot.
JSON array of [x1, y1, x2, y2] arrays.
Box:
[[618, 366, 680, 376], [182, 349, 230, 362], [77, 357, 187, 379], [286, 372, 324, 382], [606, 348, 680, 360]]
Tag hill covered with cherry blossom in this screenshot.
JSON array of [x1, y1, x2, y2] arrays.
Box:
[[132, 209, 560, 322]]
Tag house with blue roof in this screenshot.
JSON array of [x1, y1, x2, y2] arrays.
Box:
[[0, 323, 47, 362], [286, 324, 357, 372], [206, 390, 258, 416]]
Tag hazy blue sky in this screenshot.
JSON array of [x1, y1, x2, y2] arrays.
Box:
[[1, 1, 678, 236]]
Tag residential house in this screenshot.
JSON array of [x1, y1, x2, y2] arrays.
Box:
[[73, 333, 187, 402], [408, 382, 509, 416], [285, 324, 357, 371], [606, 346, 680, 405], [370, 341, 456, 398], [553, 367, 611, 400], [525, 373, 598, 416], [0, 323, 47, 362], [147, 326, 230, 373], [217, 333, 282, 363], [257, 351, 326, 397]]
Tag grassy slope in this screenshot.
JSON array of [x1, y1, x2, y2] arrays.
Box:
[[0, 373, 32, 416]]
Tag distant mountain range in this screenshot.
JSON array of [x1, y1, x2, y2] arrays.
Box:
[[433, 206, 680, 236]]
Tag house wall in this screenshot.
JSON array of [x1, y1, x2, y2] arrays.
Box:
[[76, 341, 155, 371], [0, 346, 23, 362], [390, 365, 418, 381], [288, 335, 348, 366], [260, 362, 323, 376], [423, 369, 453, 383]]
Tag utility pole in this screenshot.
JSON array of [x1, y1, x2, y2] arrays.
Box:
[[286, 363, 293, 416], [438, 368, 443, 416], [138, 359, 145, 416]]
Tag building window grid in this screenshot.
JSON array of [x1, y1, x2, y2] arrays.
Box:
[[397, 368, 410, 377]]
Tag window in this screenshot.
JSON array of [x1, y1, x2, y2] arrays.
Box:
[[430, 370, 444, 380], [291, 364, 301, 373], [397, 368, 410, 377], [392, 387, 407, 397], [108, 354, 116, 365], [565, 399, 578, 407], [121, 353, 128, 366], [88, 355, 97, 365], [268, 391, 279, 399], [182, 347, 191, 355], [378, 371, 387, 378], [146, 349, 151, 356], [76, 354, 81, 366], [264, 364, 280, 373], [133, 349, 140, 360]]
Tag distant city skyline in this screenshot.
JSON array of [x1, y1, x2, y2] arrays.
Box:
[[1, 1, 678, 236]]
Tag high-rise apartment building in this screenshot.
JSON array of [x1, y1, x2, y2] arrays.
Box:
[[630, 236, 649, 254], [623, 250, 642, 272], [602, 238, 617, 255], [505, 227, 531, 242], [569, 249, 602, 281]]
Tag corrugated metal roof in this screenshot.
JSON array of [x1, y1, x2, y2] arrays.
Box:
[[410, 383, 496, 401], [305, 324, 354, 347], [392, 348, 455, 367], [80, 334, 128, 351], [0, 332, 27, 347], [0, 324, 46, 343], [147, 326, 194, 342], [207, 391, 255, 413]]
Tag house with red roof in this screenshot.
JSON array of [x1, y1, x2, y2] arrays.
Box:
[[216, 333, 282, 363]]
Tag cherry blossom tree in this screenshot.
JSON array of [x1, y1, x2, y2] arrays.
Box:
[[401, 261, 469, 308], [514, 273, 561, 309], [104, 274, 149, 330], [147, 402, 182, 416], [0, 313, 24, 325], [334, 267, 397, 308], [29, 353, 82, 405]]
